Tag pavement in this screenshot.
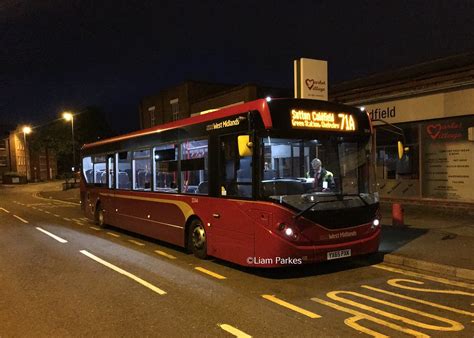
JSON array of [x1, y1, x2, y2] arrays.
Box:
[[37, 182, 474, 281]]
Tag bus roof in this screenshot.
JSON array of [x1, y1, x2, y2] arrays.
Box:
[[82, 98, 271, 150]]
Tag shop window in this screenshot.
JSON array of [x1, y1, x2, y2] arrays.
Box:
[[376, 123, 419, 180]]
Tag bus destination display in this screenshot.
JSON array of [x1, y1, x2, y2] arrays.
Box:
[[290, 109, 356, 131]]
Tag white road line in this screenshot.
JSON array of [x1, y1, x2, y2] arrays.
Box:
[[218, 324, 252, 338], [13, 215, 29, 224], [0, 207, 10, 213], [75, 222, 85, 226], [32, 192, 80, 206], [53, 214, 60, 217], [35, 227, 68, 243], [89, 226, 101, 231], [154, 250, 177, 260], [79, 250, 166, 295], [63, 218, 72, 221]]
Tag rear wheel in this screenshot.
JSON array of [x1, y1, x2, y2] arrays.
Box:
[[188, 219, 207, 259], [95, 204, 106, 228]]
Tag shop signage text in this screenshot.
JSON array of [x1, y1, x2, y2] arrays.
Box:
[[426, 122, 463, 140], [369, 106, 396, 120]]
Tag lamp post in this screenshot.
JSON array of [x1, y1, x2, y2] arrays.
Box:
[[62, 112, 75, 172], [22, 126, 32, 181]]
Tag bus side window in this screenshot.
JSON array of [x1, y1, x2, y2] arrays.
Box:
[[117, 151, 131, 190], [154, 144, 178, 193], [133, 149, 151, 191], [180, 139, 208, 195]]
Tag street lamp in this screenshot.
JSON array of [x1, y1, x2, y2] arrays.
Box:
[[22, 126, 32, 181], [62, 111, 75, 171]]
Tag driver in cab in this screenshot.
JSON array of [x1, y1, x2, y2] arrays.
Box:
[[308, 158, 335, 192]]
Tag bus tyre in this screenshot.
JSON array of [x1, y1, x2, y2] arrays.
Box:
[[189, 219, 207, 259], [95, 204, 105, 228]]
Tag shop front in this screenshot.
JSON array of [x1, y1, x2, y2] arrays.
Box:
[[365, 87, 474, 204]]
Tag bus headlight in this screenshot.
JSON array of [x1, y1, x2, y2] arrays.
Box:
[[372, 219, 380, 229], [284, 227, 294, 237]]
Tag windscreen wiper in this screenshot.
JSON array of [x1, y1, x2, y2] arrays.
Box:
[[293, 193, 368, 220]]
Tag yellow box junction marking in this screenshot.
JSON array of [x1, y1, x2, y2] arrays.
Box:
[[262, 294, 321, 318], [194, 267, 226, 280], [362, 284, 474, 318], [386, 278, 474, 296], [373, 263, 474, 290], [312, 297, 428, 338], [323, 290, 463, 332]]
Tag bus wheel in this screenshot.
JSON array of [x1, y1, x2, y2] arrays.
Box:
[[189, 219, 207, 259], [95, 204, 106, 228]]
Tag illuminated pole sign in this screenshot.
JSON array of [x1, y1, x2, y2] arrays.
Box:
[[291, 109, 356, 131]]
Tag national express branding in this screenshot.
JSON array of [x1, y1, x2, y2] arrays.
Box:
[[368, 106, 396, 120]]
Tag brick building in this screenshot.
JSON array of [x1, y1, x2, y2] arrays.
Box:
[[0, 126, 57, 183], [139, 81, 290, 129]]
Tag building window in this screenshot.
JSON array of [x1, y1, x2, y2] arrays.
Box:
[[0, 155, 7, 167], [148, 106, 156, 126], [0, 139, 6, 150], [375, 123, 419, 198], [170, 98, 179, 121]]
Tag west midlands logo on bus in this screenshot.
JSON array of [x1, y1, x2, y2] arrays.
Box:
[[206, 117, 245, 131]]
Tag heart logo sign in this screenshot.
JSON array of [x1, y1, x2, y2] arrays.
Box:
[[426, 124, 441, 140], [305, 79, 315, 90]]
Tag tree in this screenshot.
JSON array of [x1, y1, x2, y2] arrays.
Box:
[[30, 106, 115, 175]]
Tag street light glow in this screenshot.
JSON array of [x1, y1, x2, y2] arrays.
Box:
[[22, 126, 32, 134], [62, 112, 73, 121]]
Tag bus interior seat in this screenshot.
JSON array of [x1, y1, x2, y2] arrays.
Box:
[[196, 181, 208, 194], [118, 172, 130, 189], [263, 169, 277, 180], [236, 157, 252, 197]]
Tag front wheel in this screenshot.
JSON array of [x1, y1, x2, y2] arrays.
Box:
[[188, 219, 207, 259]]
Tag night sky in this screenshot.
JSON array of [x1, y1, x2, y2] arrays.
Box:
[[2, 0, 473, 133]]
